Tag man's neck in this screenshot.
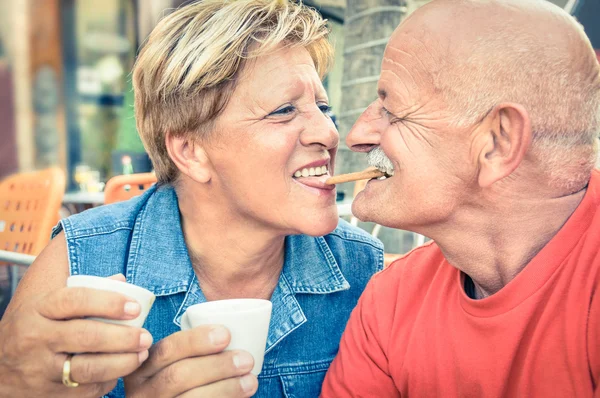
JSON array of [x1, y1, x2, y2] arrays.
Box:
[[177, 187, 286, 301], [430, 186, 587, 299]]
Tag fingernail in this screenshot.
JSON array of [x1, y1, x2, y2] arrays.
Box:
[[239, 374, 257, 393], [139, 332, 153, 349], [124, 301, 141, 316], [138, 350, 149, 363], [233, 351, 254, 370], [209, 326, 229, 345]]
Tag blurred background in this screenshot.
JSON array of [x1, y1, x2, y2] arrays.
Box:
[[0, 0, 598, 255]]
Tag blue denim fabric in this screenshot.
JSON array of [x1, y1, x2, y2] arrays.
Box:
[[52, 184, 383, 397]]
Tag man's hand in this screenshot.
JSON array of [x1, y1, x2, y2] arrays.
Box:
[[125, 325, 258, 397], [0, 275, 153, 398]]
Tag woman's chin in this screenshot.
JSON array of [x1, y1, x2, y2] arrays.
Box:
[[297, 216, 339, 237]]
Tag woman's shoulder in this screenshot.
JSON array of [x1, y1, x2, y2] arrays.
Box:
[[322, 219, 385, 274], [325, 219, 384, 252], [54, 186, 159, 239]]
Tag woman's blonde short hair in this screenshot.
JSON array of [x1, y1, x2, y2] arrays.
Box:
[[133, 0, 333, 183]]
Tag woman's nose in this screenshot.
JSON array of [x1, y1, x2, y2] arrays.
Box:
[[346, 100, 383, 153], [299, 109, 339, 150]]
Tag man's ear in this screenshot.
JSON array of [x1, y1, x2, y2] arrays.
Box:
[[165, 132, 213, 183], [476, 103, 532, 188]]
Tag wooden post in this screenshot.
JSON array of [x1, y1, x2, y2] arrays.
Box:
[[0, 61, 18, 180], [12, 0, 66, 173], [30, 0, 67, 171]]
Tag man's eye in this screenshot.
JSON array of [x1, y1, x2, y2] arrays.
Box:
[[319, 104, 332, 115], [270, 106, 296, 116], [382, 107, 404, 124]]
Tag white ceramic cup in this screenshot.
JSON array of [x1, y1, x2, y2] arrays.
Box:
[[66, 275, 156, 328], [181, 299, 273, 375]]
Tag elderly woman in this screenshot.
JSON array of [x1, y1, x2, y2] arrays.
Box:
[[0, 1, 382, 397]]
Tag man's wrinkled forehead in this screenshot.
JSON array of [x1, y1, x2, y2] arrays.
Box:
[[379, 24, 443, 104]]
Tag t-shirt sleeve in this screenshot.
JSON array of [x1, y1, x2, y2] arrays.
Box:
[[321, 277, 400, 398]]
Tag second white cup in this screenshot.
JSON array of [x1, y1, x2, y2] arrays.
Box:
[[181, 299, 272, 375]]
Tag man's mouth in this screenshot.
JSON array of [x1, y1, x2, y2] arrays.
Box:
[[373, 166, 394, 181], [367, 147, 395, 181]]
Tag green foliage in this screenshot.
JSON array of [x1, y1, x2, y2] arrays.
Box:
[[115, 78, 145, 152]]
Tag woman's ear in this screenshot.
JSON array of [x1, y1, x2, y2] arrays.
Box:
[[476, 103, 532, 188], [165, 132, 213, 183]]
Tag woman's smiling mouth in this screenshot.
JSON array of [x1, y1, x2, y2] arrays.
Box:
[[292, 161, 335, 193], [293, 165, 329, 178]]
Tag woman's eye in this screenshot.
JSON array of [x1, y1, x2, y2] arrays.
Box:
[[270, 106, 296, 116], [318, 104, 332, 115]]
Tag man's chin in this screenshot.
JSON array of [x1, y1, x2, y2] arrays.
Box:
[[351, 200, 404, 229], [351, 200, 378, 224]]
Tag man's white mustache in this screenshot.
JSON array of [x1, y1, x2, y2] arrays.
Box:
[[367, 147, 395, 175]]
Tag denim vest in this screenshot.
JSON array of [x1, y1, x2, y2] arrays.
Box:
[[52, 185, 383, 397]]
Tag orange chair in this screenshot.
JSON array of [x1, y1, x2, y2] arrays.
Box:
[[104, 173, 157, 204], [0, 167, 65, 257], [0, 168, 66, 300]]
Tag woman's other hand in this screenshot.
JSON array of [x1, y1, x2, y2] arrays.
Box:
[[0, 233, 152, 397], [125, 325, 258, 397]]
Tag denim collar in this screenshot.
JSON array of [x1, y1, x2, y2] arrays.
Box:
[[127, 185, 350, 352]]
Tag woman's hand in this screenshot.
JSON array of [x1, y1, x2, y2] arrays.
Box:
[[125, 325, 258, 397], [0, 275, 153, 398]]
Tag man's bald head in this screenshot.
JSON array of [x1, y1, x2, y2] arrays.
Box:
[[388, 0, 600, 192]]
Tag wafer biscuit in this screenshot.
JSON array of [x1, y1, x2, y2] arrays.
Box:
[[325, 167, 385, 185]]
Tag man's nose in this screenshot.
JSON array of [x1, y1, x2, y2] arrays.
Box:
[[346, 101, 383, 153], [300, 108, 339, 150]]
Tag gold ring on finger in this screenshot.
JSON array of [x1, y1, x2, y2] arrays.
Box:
[[62, 354, 79, 388]]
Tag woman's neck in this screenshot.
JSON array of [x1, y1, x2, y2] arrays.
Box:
[[177, 187, 286, 301]]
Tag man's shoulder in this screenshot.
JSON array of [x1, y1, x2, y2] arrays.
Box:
[[348, 241, 450, 354]]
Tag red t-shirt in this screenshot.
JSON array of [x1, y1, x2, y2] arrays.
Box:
[[322, 170, 600, 397]]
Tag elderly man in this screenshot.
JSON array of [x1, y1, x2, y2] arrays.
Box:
[[322, 0, 600, 396]]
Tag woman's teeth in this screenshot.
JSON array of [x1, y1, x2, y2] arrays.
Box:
[[294, 166, 328, 178]]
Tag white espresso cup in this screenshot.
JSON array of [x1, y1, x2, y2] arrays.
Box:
[[181, 299, 273, 375], [67, 275, 156, 328]]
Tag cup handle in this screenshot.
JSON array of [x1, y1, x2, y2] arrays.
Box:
[[180, 312, 191, 330]]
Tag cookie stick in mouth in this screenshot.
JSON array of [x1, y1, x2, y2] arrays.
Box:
[[325, 167, 386, 185]]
